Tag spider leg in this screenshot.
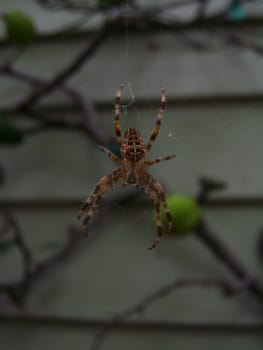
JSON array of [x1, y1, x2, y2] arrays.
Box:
[[78, 168, 123, 236], [143, 172, 175, 250], [81, 194, 103, 236], [78, 182, 101, 220], [98, 145, 121, 163], [145, 87, 166, 152], [148, 196, 163, 250], [160, 191, 175, 236], [144, 154, 176, 166], [114, 83, 124, 147]]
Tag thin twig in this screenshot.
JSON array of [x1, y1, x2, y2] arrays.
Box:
[[0, 190, 142, 307], [196, 176, 263, 303], [197, 176, 227, 205], [196, 221, 263, 302], [5, 213, 33, 269], [1, 65, 112, 144], [0, 212, 81, 306], [218, 29, 263, 55]]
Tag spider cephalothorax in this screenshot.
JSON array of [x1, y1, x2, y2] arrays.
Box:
[[78, 84, 176, 250], [121, 128, 146, 185], [121, 128, 146, 162]]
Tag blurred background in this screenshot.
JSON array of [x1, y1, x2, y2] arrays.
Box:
[[0, 0, 263, 349]]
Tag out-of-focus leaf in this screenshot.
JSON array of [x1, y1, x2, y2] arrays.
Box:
[[0, 240, 13, 254], [2, 10, 36, 45], [98, 0, 126, 7], [229, 0, 246, 20], [0, 165, 5, 187], [101, 143, 121, 158], [0, 116, 23, 145]]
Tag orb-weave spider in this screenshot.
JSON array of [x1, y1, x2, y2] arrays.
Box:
[[78, 84, 176, 250]]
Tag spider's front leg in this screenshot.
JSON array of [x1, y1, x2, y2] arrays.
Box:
[[114, 83, 124, 147], [145, 87, 166, 152], [143, 172, 175, 250], [144, 154, 176, 166], [78, 168, 123, 237]]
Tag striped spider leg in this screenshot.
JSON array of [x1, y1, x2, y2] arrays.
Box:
[[143, 172, 175, 250], [78, 168, 123, 236]]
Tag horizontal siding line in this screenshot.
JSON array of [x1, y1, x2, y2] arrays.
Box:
[[99, 94, 263, 109], [1, 94, 263, 115], [0, 17, 263, 46], [0, 313, 262, 333], [0, 197, 263, 209]]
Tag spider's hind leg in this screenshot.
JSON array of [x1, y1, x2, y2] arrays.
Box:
[[77, 183, 101, 220], [149, 200, 163, 250], [81, 194, 103, 237], [78, 168, 123, 237], [143, 172, 175, 250]]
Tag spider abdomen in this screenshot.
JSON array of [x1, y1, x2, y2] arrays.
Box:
[[121, 128, 146, 162]]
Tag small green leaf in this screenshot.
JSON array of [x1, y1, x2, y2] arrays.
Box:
[[98, 0, 126, 7], [107, 143, 121, 158], [0, 165, 5, 187], [0, 240, 13, 254], [229, 0, 246, 21], [2, 10, 36, 45], [0, 116, 23, 145]]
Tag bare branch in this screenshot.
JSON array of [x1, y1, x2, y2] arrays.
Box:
[[218, 29, 263, 55], [0, 213, 81, 306], [1, 65, 112, 144], [89, 276, 239, 350], [17, 26, 108, 110], [196, 221, 263, 302]]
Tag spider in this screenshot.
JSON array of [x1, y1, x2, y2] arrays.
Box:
[[78, 84, 176, 250]]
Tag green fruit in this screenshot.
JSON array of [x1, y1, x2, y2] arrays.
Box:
[[159, 194, 201, 237], [0, 116, 23, 145], [98, 0, 125, 7], [3, 10, 36, 45], [0, 164, 4, 187]]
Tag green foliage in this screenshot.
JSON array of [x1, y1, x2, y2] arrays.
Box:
[[98, 0, 126, 7], [229, 0, 246, 20], [159, 194, 201, 238], [0, 240, 13, 254], [106, 143, 121, 158], [0, 115, 23, 145], [2, 10, 36, 45], [0, 164, 4, 187]]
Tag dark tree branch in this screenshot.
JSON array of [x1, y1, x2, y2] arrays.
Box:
[[5, 213, 33, 270], [0, 65, 112, 145], [196, 176, 263, 303], [218, 29, 263, 55], [197, 176, 227, 205], [0, 213, 81, 307], [0, 190, 142, 308], [88, 175, 263, 350], [17, 26, 108, 110], [89, 276, 244, 350], [196, 221, 263, 302]]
